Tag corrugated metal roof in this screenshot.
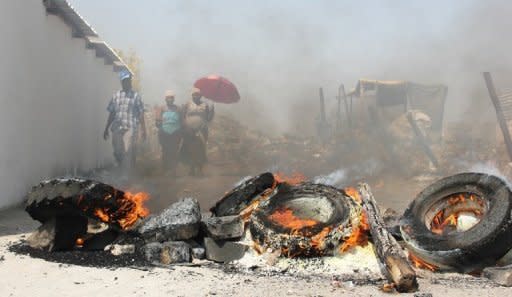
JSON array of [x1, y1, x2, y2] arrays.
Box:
[[42, 0, 132, 74]]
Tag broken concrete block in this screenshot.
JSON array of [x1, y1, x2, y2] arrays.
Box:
[[204, 237, 248, 263], [142, 241, 191, 265], [202, 215, 244, 240], [161, 241, 191, 264], [191, 247, 206, 260], [138, 198, 201, 242], [142, 242, 163, 263], [483, 265, 512, 286]]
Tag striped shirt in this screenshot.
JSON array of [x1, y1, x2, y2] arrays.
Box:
[[107, 90, 144, 132]]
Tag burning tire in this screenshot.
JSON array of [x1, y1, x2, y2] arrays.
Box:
[[25, 178, 149, 251], [249, 183, 362, 257], [400, 172, 512, 272], [211, 172, 275, 216]]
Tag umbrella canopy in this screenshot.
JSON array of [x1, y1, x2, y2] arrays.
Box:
[[194, 75, 240, 104]]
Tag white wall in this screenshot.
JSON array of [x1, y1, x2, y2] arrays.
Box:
[[0, 0, 119, 209]]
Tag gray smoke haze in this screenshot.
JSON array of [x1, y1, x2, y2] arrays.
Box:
[[69, 0, 512, 135]]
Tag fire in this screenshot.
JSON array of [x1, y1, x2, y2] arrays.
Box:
[[273, 172, 307, 185], [311, 227, 332, 250], [339, 213, 370, 252], [93, 191, 150, 229], [116, 191, 150, 229], [409, 252, 438, 271], [94, 208, 110, 222], [430, 193, 483, 235], [269, 207, 318, 231], [343, 187, 362, 203], [339, 187, 369, 252]]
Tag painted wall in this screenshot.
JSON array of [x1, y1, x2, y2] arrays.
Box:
[[0, 0, 119, 209]]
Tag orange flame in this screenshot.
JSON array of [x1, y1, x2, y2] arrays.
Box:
[[430, 193, 483, 235], [339, 214, 370, 253], [94, 208, 110, 222], [339, 187, 369, 252], [117, 192, 150, 229], [409, 252, 438, 271], [269, 207, 318, 231], [273, 172, 307, 185], [93, 191, 150, 229], [311, 227, 332, 250], [343, 187, 362, 203]]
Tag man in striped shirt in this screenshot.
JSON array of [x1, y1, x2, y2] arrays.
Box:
[[103, 69, 146, 168]]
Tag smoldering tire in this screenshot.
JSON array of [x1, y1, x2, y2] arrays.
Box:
[[249, 183, 362, 257], [400, 172, 512, 272]]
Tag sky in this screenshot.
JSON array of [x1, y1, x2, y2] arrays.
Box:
[[69, 0, 512, 133]]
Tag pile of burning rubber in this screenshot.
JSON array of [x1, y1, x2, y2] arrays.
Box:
[[10, 172, 512, 292]]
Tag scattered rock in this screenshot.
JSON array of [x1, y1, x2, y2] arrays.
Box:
[[202, 215, 244, 240], [483, 265, 512, 286], [203, 237, 248, 263], [107, 244, 135, 256], [138, 198, 201, 242], [161, 241, 191, 264], [191, 247, 206, 260], [26, 218, 56, 251], [142, 241, 191, 265], [414, 293, 433, 297], [142, 242, 163, 263]]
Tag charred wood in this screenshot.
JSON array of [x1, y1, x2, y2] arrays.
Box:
[[358, 183, 418, 292]]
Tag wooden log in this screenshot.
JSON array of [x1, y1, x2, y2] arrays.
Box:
[[358, 183, 418, 292], [483, 72, 512, 161]]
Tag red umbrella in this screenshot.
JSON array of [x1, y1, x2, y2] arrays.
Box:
[[194, 75, 240, 104]]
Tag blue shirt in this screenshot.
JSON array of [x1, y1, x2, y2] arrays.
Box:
[[161, 110, 181, 135]]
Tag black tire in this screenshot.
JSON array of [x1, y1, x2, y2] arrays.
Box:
[[210, 172, 275, 217], [25, 178, 129, 230], [400, 172, 512, 272], [249, 183, 361, 257]]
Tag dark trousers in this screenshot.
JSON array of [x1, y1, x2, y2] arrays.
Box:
[[159, 130, 181, 175]]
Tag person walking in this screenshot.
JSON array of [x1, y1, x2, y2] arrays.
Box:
[[103, 69, 146, 169], [155, 90, 182, 176], [180, 88, 214, 176]]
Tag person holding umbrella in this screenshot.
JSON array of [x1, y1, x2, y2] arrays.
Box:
[[155, 90, 182, 176], [180, 87, 214, 176]]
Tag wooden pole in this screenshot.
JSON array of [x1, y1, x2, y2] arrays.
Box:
[[358, 183, 418, 293], [483, 72, 512, 161], [406, 112, 439, 168], [319, 87, 326, 122], [339, 84, 351, 129]]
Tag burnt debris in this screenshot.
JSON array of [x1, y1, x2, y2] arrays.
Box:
[[13, 172, 512, 291]]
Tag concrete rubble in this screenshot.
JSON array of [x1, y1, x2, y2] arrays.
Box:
[[203, 237, 248, 263], [142, 241, 191, 265], [138, 197, 201, 242], [483, 265, 512, 287], [201, 215, 244, 240]]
